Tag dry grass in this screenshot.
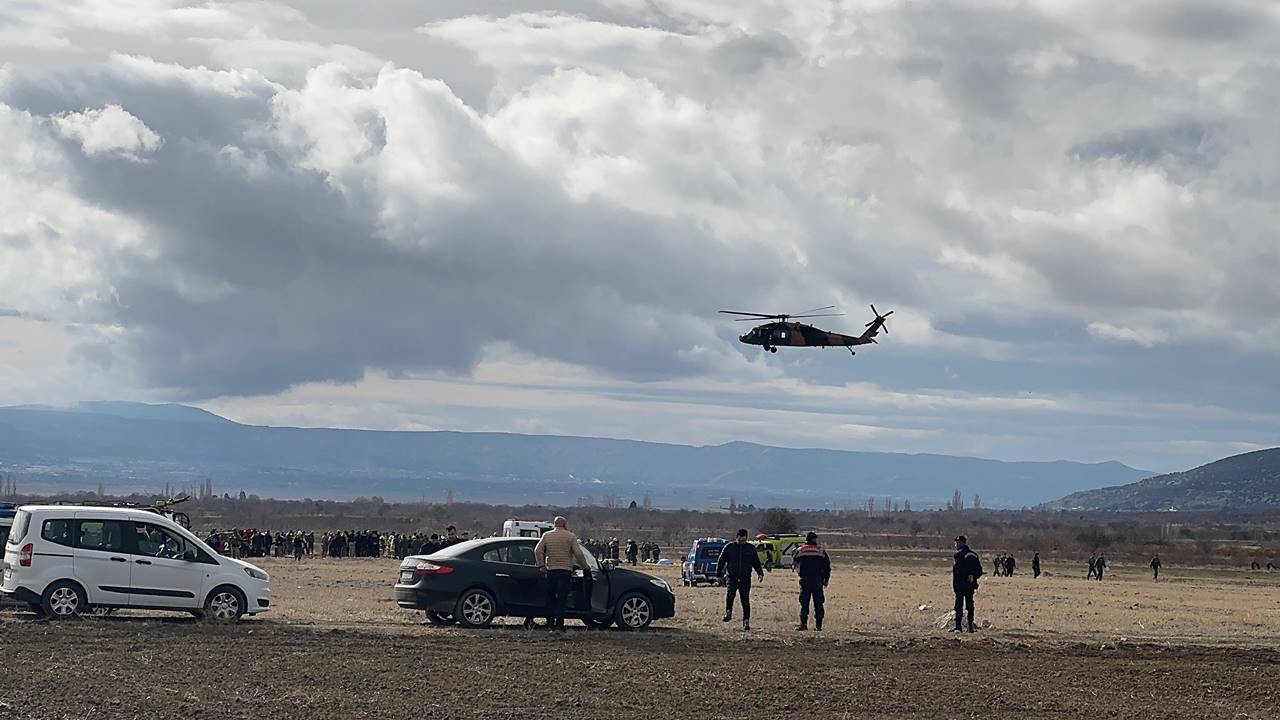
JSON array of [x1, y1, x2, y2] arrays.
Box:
[[252, 551, 1280, 646]]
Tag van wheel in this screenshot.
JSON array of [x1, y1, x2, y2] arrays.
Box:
[[203, 586, 246, 623], [425, 611, 455, 626], [454, 588, 496, 628], [614, 593, 653, 631], [42, 581, 87, 619]]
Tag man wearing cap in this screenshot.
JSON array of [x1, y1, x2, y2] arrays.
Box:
[[717, 528, 765, 630], [792, 532, 831, 631], [534, 516, 588, 633], [952, 535, 984, 633]]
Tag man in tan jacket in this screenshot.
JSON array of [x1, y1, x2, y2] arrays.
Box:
[[534, 516, 588, 632]]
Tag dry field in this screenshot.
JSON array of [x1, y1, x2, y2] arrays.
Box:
[[3, 552, 1279, 719]]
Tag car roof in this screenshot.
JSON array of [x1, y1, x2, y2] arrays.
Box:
[[12, 504, 167, 520]]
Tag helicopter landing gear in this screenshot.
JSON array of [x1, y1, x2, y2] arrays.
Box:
[[764, 345, 777, 353], [847, 347, 856, 356]]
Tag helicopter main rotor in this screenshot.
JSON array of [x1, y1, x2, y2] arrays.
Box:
[[718, 305, 845, 323]]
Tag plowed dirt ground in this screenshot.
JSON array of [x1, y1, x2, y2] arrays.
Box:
[[3, 554, 1278, 719]]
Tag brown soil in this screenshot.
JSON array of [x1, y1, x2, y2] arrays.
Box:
[[2, 556, 1278, 719]]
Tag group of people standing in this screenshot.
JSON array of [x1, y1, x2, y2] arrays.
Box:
[[716, 528, 830, 631], [625, 540, 662, 565]]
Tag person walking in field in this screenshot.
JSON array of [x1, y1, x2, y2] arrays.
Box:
[[534, 516, 588, 634], [1095, 553, 1107, 581], [1150, 555, 1161, 580], [1032, 552, 1041, 578], [793, 532, 830, 631], [952, 535, 984, 633], [1087, 554, 1097, 579], [718, 529, 764, 631], [1004, 554, 1016, 577]]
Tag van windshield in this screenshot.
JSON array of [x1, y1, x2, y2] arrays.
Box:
[[6, 510, 29, 546]]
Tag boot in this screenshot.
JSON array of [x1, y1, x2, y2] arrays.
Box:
[[795, 622, 808, 631], [967, 621, 977, 633], [743, 619, 750, 631], [722, 612, 732, 623], [815, 619, 823, 632]]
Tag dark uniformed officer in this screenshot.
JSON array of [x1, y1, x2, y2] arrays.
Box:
[[718, 528, 764, 631], [1032, 551, 1041, 578], [952, 535, 983, 633], [1150, 555, 1161, 580], [793, 532, 830, 631]]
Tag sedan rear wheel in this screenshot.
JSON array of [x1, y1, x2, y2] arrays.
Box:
[[454, 589, 496, 628], [614, 593, 653, 631]]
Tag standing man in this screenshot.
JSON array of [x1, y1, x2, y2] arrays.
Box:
[[718, 529, 765, 631], [1004, 554, 1016, 577], [440, 526, 461, 549], [1087, 553, 1098, 580], [534, 516, 588, 634], [1150, 555, 1161, 580], [952, 535, 984, 633], [1095, 553, 1107, 581], [793, 532, 831, 631], [1032, 552, 1041, 579]]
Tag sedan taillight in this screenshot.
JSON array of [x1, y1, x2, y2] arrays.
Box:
[[18, 543, 33, 567], [415, 561, 454, 576]]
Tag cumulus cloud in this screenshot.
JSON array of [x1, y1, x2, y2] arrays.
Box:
[[52, 105, 163, 159], [1, 0, 1279, 471]]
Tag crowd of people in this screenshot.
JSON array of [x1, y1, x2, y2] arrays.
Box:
[[202, 525, 482, 560]]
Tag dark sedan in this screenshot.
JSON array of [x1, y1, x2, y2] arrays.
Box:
[[394, 537, 676, 630]]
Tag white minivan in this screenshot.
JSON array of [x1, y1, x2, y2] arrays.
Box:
[[1, 505, 270, 621]]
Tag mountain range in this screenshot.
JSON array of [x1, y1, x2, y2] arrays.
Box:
[[1042, 447, 1280, 512], [0, 402, 1155, 508]]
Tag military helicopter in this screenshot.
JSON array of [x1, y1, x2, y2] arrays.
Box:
[[720, 304, 893, 355]]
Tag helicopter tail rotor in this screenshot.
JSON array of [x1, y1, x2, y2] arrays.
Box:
[[865, 304, 894, 334]]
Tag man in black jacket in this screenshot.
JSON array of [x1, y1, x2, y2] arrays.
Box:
[[952, 535, 983, 633], [792, 532, 831, 631], [718, 528, 764, 630]]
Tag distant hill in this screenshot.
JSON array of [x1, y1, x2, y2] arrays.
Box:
[[1043, 448, 1280, 511], [0, 402, 1153, 508]]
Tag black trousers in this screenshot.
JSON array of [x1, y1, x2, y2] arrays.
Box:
[[545, 570, 572, 628], [953, 587, 974, 628], [725, 576, 752, 620], [799, 577, 825, 625]]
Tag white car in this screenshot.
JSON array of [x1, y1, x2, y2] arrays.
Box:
[[1, 505, 270, 621]]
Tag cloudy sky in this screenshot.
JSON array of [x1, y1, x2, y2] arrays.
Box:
[[1, 0, 1278, 473]]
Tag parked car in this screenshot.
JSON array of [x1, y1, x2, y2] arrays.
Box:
[[681, 537, 727, 586], [394, 537, 675, 630], [1, 505, 271, 621]]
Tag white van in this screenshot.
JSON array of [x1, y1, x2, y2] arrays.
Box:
[[1, 505, 270, 621], [501, 519, 553, 538]]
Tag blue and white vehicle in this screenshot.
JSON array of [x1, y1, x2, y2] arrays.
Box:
[[681, 537, 728, 586]]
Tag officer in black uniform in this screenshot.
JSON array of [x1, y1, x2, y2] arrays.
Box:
[[952, 535, 983, 633], [717, 528, 764, 631], [792, 532, 831, 631]]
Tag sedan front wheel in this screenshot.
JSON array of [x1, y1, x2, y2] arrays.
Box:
[[614, 593, 653, 631]]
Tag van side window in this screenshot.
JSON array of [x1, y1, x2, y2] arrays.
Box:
[[77, 520, 127, 552], [41, 519, 73, 547]]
